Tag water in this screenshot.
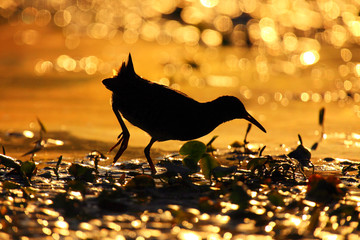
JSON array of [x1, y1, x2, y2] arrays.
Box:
[[1, 25, 359, 162]]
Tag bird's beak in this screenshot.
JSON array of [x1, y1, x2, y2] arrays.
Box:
[[102, 78, 112, 89], [244, 113, 267, 133]]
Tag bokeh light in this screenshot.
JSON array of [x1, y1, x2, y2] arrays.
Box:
[[200, 0, 219, 8], [300, 50, 320, 66]]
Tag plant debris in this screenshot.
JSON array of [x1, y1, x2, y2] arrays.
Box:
[[0, 120, 360, 240]]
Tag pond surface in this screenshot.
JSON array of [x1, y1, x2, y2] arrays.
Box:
[[1, 24, 360, 162]]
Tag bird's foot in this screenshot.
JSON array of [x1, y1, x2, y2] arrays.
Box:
[[108, 133, 124, 153], [112, 132, 129, 164]]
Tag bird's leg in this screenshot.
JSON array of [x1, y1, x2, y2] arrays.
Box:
[[111, 105, 130, 164], [108, 132, 123, 152], [144, 138, 157, 174]]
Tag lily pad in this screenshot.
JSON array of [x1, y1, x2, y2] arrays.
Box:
[[20, 161, 37, 179], [267, 190, 285, 206], [230, 181, 251, 210], [0, 154, 21, 170], [288, 144, 311, 167], [199, 153, 220, 180], [68, 163, 95, 182], [183, 156, 199, 172], [179, 141, 206, 160]]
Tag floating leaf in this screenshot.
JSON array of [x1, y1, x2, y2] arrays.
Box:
[[160, 160, 191, 177], [288, 144, 311, 167], [311, 142, 318, 151], [86, 150, 107, 160], [306, 174, 345, 204], [39, 171, 52, 179], [55, 155, 62, 171], [37, 117, 47, 133], [68, 163, 95, 182], [98, 188, 129, 211], [229, 181, 251, 210], [199, 153, 220, 180], [297, 134, 303, 145], [212, 165, 237, 179], [323, 157, 335, 162], [308, 206, 321, 234], [51, 193, 83, 218], [179, 141, 206, 160], [20, 161, 37, 179], [0, 154, 21, 170], [125, 174, 155, 190], [206, 136, 218, 153], [67, 180, 87, 197], [180, 141, 207, 172], [198, 196, 222, 213], [3, 180, 22, 189], [182, 156, 199, 172], [22, 138, 45, 157], [206, 136, 218, 147], [259, 145, 266, 156], [319, 107, 325, 126], [267, 191, 285, 206], [230, 141, 244, 148], [247, 157, 268, 172], [50, 155, 63, 180]]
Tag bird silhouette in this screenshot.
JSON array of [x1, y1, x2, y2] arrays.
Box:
[[102, 54, 266, 174]]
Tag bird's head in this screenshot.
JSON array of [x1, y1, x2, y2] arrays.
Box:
[[214, 96, 266, 133], [102, 53, 137, 91]]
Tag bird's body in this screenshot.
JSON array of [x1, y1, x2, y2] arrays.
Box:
[[103, 54, 266, 174]]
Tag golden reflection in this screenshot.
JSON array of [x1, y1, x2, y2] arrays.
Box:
[[20, 29, 39, 45], [214, 16, 233, 33], [348, 21, 360, 37], [131, 219, 142, 229], [4, 215, 12, 223], [35, 9, 52, 26], [330, 25, 347, 47], [239, 0, 257, 13], [55, 220, 69, 229], [22, 130, 34, 138], [215, 214, 230, 224], [171, 226, 181, 234], [261, 26, 277, 43], [54, 10, 71, 27], [300, 50, 320, 66], [201, 0, 219, 8], [290, 217, 301, 227], [338, 64, 350, 77], [264, 224, 273, 233], [201, 29, 222, 47], [42, 227, 52, 235], [178, 230, 201, 240], [115, 235, 126, 240], [300, 92, 310, 102], [223, 232, 232, 240], [75, 230, 88, 239], [79, 222, 93, 231], [206, 75, 237, 87], [181, 7, 204, 25], [341, 48, 352, 62], [283, 32, 298, 52], [354, 64, 360, 77]]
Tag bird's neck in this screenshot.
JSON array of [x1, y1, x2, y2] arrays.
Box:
[[203, 100, 237, 126]]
